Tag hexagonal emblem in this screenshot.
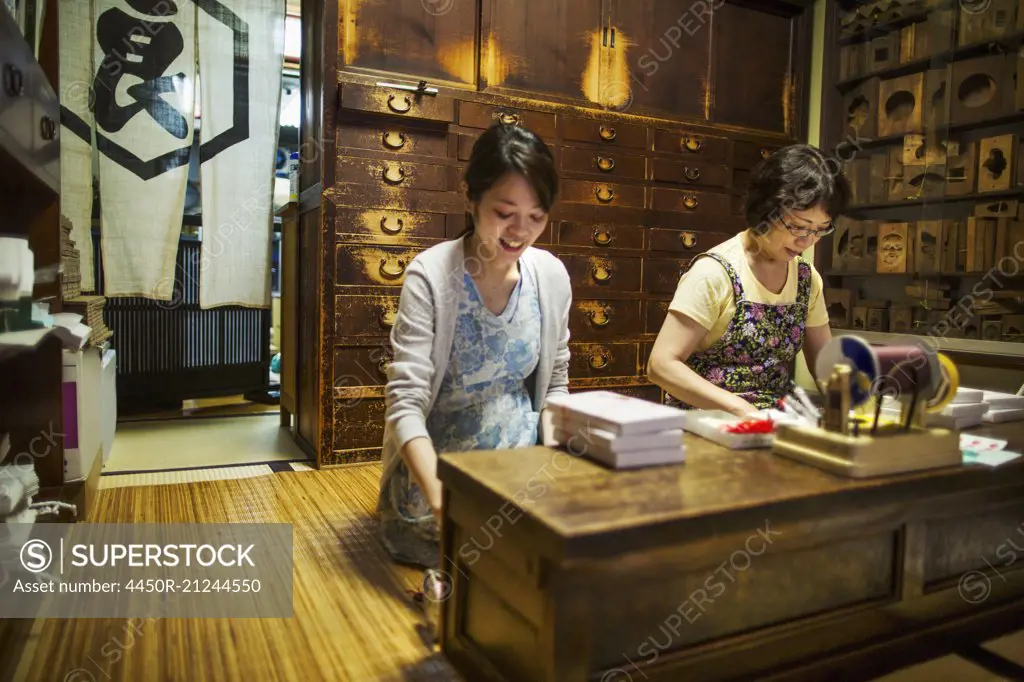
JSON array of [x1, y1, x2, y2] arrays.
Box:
[[60, 0, 249, 181]]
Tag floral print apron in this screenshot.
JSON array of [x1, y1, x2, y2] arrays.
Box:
[[666, 253, 812, 411]]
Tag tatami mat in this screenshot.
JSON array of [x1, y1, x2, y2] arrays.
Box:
[[99, 464, 282, 489], [104, 414, 309, 473]]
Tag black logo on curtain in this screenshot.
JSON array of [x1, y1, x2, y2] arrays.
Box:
[[60, 0, 251, 181]]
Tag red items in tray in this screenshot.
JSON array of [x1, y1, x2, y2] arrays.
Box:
[[723, 418, 776, 435]]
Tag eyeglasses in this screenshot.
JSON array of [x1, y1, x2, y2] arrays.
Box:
[[780, 216, 834, 238]]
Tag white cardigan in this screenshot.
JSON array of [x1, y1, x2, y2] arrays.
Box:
[[379, 235, 572, 491]]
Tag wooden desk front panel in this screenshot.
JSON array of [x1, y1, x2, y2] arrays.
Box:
[[439, 447, 1024, 682]]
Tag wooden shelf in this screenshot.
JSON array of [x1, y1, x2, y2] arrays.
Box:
[[845, 187, 1024, 213], [836, 31, 1024, 90], [837, 2, 946, 47]]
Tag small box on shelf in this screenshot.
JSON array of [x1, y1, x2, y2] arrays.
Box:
[[950, 54, 1015, 126], [915, 221, 944, 273], [890, 306, 913, 332], [826, 288, 854, 327], [870, 33, 901, 72], [852, 305, 869, 330]]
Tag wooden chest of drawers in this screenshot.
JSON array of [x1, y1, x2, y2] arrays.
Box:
[[320, 84, 796, 464]]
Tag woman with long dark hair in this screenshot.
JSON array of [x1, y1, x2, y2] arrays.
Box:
[[377, 123, 571, 569], [647, 144, 850, 416]]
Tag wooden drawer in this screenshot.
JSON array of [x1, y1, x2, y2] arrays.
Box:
[[332, 397, 386, 451], [568, 342, 638, 379], [336, 246, 421, 287], [644, 257, 693, 295], [654, 129, 730, 162], [336, 156, 450, 192], [558, 222, 644, 250], [733, 141, 782, 169], [578, 384, 663, 403], [569, 300, 643, 340], [561, 117, 647, 149], [650, 158, 730, 189], [336, 208, 449, 240], [560, 147, 646, 180], [645, 299, 671, 334], [334, 345, 393, 388], [648, 228, 732, 254], [339, 84, 455, 122], [561, 180, 645, 209], [562, 254, 642, 291], [337, 121, 449, 158], [640, 342, 653, 374], [651, 187, 731, 218], [458, 102, 557, 139], [334, 295, 400, 337]]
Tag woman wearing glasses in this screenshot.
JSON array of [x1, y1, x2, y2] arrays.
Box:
[[647, 144, 850, 416]]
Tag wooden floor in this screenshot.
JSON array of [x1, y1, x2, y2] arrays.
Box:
[[10, 464, 1023, 682], [14, 464, 457, 682]]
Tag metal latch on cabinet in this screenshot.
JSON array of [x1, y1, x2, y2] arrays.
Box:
[[375, 80, 439, 97]]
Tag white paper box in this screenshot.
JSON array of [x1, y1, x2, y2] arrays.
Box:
[[100, 349, 117, 464], [61, 347, 104, 482]]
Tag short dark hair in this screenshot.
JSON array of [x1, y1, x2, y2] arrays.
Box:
[[462, 124, 558, 234], [744, 144, 850, 233]]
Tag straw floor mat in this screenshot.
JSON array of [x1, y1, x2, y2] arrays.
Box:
[[15, 463, 461, 682]]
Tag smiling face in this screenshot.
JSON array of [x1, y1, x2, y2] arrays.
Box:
[[468, 171, 549, 263], [755, 203, 833, 262]]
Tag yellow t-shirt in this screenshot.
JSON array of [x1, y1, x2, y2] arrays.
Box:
[[668, 233, 829, 352]]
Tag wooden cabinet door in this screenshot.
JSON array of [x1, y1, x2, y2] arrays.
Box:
[[480, 0, 609, 104], [608, 0, 712, 121], [340, 0, 479, 86], [711, 1, 805, 135]]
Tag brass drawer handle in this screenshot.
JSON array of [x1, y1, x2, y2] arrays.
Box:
[[682, 194, 698, 210], [596, 155, 616, 172], [589, 352, 610, 370], [596, 185, 615, 203], [682, 135, 702, 152], [587, 308, 611, 327], [599, 126, 617, 142], [40, 115, 57, 141], [378, 355, 393, 375], [499, 111, 521, 125], [592, 228, 614, 246], [379, 258, 407, 280], [387, 94, 412, 113], [379, 308, 397, 328], [760, 148, 772, 159], [683, 166, 700, 181], [679, 231, 698, 249], [382, 131, 407, 150], [380, 216, 404, 234], [382, 163, 406, 185], [591, 264, 614, 283]]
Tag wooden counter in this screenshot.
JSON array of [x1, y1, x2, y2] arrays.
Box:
[[436, 424, 1024, 682]]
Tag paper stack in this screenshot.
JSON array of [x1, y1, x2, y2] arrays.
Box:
[[927, 387, 989, 430], [64, 295, 112, 347], [60, 215, 82, 300], [546, 391, 686, 469], [981, 391, 1024, 423], [0, 433, 41, 559]]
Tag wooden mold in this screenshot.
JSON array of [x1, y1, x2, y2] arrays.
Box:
[[982, 319, 1004, 341], [966, 217, 996, 272], [878, 222, 911, 273], [869, 152, 890, 204], [903, 163, 947, 199], [924, 66, 951, 131], [945, 141, 977, 196], [825, 288, 853, 328], [870, 33, 901, 73], [886, 146, 907, 201], [889, 306, 913, 333], [844, 157, 873, 205], [851, 305, 868, 330], [950, 54, 1013, 125], [847, 220, 879, 273], [1003, 314, 1024, 340], [866, 307, 888, 332], [832, 217, 854, 271], [941, 219, 962, 273], [978, 134, 1017, 192], [915, 221, 944, 274], [958, 0, 1018, 46], [878, 73, 925, 137], [843, 78, 880, 140], [975, 198, 1019, 217], [840, 43, 865, 81], [913, 9, 954, 59]]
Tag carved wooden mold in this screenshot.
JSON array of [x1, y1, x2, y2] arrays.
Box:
[[878, 73, 924, 137]]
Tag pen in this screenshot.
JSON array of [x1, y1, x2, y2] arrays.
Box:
[[793, 385, 822, 420]]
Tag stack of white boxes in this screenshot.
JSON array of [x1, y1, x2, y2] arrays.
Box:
[[62, 347, 118, 483]]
